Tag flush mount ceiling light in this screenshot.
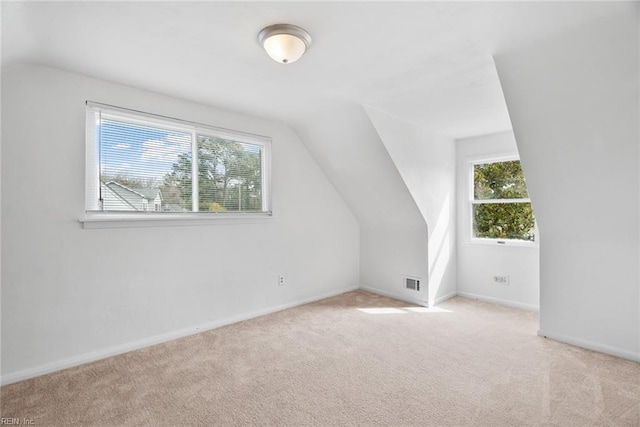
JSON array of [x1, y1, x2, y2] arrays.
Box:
[[258, 24, 312, 64]]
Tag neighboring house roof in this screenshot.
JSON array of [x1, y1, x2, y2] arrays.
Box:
[[132, 187, 162, 201], [103, 181, 162, 211]]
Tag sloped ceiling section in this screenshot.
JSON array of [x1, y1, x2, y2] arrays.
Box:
[[292, 102, 429, 303], [293, 102, 424, 230], [2, 2, 617, 141], [494, 4, 639, 359], [365, 107, 457, 305]]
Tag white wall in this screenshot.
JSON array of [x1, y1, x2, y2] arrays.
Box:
[[456, 131, 540, 311], [292, 102, 429, 305], [365, 107, 457, 305], [495, 6, 640, 360], [1, 65, 360, 383]]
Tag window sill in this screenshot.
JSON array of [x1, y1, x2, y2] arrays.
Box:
[[468, 238, 538, 248], [79, 211, 273, 229]]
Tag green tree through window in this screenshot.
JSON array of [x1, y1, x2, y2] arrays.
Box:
[[472, 160, 535, 242], [162, 137, 262, 212]]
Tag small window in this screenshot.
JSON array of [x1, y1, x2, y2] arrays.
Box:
[[471, 159, 535, 242], [85, 102, 271, 217]]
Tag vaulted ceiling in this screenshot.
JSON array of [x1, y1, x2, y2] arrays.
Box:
[[1, 1, 617, 139]]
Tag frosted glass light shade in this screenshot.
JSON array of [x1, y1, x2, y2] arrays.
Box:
[[258, 24, 312, 64], [263, 34, 306, 64]]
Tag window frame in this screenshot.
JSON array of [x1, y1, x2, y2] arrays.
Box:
[[82, 101, 272, 228], [468, 156, 537, 247]]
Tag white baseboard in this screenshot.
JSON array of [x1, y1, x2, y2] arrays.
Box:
[[434, 291, 457, 305], [456, 291, 539, 312], [359, 285, 429, 307], [537, 329, 640, 363], [0, 286, 359, 386]]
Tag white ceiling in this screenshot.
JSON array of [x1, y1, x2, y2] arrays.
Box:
[[1, 1, 618, 139]]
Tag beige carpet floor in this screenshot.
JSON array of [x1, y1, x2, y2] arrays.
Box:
[[1, 291, 640, 426]]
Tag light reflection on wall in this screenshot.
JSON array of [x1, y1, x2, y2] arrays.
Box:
[[428, 194, 451, 306]]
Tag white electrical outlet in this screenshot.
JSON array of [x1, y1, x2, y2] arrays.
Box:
[[278, 275, 285, 286], [493, 275, 509, 285]]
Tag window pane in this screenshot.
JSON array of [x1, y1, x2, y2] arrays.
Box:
[[474, 160, 529, 200], [88, 103, 271, 216], [197, 136, 263, 212], [473, 202, 535, 241], [100, 117, 192, 212]]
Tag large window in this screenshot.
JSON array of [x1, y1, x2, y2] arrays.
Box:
[[471, 159, 535, 242], [85, 102, 271, 217]]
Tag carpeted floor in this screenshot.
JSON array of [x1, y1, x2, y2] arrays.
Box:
[[1, 291, 639, 426]]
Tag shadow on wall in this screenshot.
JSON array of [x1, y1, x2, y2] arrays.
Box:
[[428, 194, 451, 305]]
